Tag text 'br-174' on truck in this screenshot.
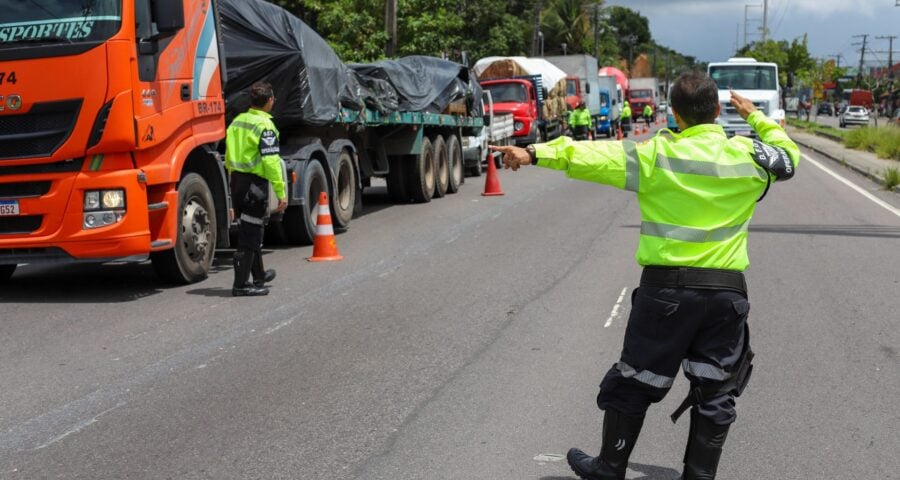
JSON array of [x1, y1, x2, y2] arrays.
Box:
[[708, 57, 785, 137]]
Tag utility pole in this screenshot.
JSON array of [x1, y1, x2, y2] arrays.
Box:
[[531, 0, 544, 57], [743, 4, 761, 48], [875, 35, 897, 79], [827, 54, 843, 68], [735, 23, 740, 53], [593, 3, 601, 60], [385, 0, 397, 57], [761, 0, 768, 42], [852, 34, 868, 87]]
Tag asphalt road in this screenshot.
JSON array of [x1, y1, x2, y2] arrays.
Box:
[[1, 138, 899, 479]]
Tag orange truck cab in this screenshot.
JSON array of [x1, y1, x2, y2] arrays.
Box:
[[479, 76, 561, 146], [0, 0, 230, 283]]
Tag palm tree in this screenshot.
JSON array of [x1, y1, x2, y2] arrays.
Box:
[[541, 0, 602, 55]]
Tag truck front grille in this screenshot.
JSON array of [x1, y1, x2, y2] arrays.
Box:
[[0, 215, 43, 234], [0, 181, 51, 198], [723, 101, 768, 116], [0, 99, 82, 160]]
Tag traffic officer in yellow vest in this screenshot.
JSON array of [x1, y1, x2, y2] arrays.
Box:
[[490, 71, 799, 480], [568, 100, 593, 140], [620, 101, 632, 137], [642, 103, 654, 128], [225, 82, 287, 297]]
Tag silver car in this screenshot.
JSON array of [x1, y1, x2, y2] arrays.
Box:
[[839, 106, 870, 128]]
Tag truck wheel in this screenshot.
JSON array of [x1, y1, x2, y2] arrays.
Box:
[[386, 155, 409, 203], [446, 134, 463, 192], [0, 264, 15, 282], [332, 150, 356, 232], [432, 135, 449, 198], [290, 160, 328, 245], [408, 137, 435, 203], [151, 173, 217, 284], [469, 148, 483, 177]]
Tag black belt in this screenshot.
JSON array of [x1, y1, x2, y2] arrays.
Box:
[[640, 266, 747, 295]]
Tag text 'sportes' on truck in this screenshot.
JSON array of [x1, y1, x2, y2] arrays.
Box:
[[0, 0, 484, 283], [708, 57, 785, 137]]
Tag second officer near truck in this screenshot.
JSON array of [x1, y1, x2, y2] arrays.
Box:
[[225, 82, 287, 297]]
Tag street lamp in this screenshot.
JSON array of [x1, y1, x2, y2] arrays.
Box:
[[538, 31, 544, 56]]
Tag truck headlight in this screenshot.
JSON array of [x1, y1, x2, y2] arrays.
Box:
[[600, 116, 608, 121], [514, 121, 524, 131], [83, 189, 126, 229]]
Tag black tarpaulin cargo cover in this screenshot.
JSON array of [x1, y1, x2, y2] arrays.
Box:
[[350, 56, 473, 113], [220, 0, 358, 127]]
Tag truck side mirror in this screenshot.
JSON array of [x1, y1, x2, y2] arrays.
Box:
[[152, 0, 185, 34], [585, 84, 591, 94]]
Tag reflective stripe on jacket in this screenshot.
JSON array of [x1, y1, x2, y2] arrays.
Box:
[[532, 111, 800, 271], [568, 108, 593, 128], [225, 109, 286, 200]]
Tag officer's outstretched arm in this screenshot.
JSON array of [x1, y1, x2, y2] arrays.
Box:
[[532, 136, 635, 190], [747, 111, 799, 181]]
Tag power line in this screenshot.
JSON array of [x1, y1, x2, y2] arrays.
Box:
[[875, 35, 897, 78], [852, 34, 868, 86]]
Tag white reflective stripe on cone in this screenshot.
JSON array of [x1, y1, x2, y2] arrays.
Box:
[[316, 223, 334, 236]]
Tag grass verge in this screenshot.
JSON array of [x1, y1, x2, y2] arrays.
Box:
[[788, 119, 900, 161], [884, 166, 900, 190]]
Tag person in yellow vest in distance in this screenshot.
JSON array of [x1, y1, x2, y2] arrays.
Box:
[[620, 100, 632, 137], [568, 100, 593, 141], [225, 81, 288, 297], [642, 103, 654, 128], [490, 71, 799, 480]]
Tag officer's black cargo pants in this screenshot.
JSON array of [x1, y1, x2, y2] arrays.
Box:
[[230, 171, 269, 287], [596, 286, 750, 425]]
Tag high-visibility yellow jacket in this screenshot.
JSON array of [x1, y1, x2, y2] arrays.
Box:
[[533, 111, 800, 271], [621, 105, 632, 119], [225, 108, 286, 200], [568, 108, 593, 128], [643, 105, 653, 117]]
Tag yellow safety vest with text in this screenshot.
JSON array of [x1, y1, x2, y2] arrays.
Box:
[[225, 108, 286, 200], [533, 111, 800, 271]]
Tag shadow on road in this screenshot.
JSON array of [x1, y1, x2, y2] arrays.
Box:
[[539, 462, 679, 480]]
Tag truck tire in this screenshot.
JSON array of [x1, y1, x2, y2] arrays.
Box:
[[432, 135, 449, 198], [408, 137, 435, 203], [151, 173, 217, 284], [332, 150, 356, 232], [294, 160, 328, 245], [386, 155, 409, 203], [446, 134, 463, 193], [0, 264, 15, 282], [469, 148, 483, 177]]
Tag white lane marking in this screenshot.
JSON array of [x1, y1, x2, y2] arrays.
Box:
[[34, 401, 126, 450], [803, 153, 900, 218], [534, 453, 565, 463], [604, 287, 628, 328], [264, 319, 294, 335]]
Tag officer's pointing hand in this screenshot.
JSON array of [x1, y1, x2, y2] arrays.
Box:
[[488, 145, 531, 171], [730, 89, 757, 120]]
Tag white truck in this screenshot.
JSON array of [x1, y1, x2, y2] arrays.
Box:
[[463, 91, 515, 176], [708, 57, 785, 137], [544, 54, 602, 122]]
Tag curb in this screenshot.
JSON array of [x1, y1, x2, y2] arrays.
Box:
[[789, 132, 900, 194]]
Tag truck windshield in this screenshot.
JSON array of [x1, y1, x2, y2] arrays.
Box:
[[0, 0, 122, 46], [630, 90, 652, 99], [709, 65, 777, 90], [484, 84, 528, 103], [566, 79, 578, 96]]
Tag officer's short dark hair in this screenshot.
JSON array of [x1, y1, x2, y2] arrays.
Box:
[[670, 71, 719, 126], [249, 82, 274, 108]]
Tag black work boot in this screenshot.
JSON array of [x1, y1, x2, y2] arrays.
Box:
[[233, 250, 269, 297], [251, 251, 276, 287], [680, 408, 731, 480], [567, 409, 645, 480]]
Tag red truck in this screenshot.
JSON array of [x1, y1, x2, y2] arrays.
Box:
[[479, 76, 562, 145]]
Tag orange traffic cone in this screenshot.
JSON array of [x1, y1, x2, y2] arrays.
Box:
[[482, 150, 504, 196], [616, 124, 623, 140], [307, 191, 343, 262]]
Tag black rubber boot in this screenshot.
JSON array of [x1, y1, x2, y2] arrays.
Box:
[[251, 251, 276, 287], [680, 408, 731, 480], [567, 409, 645, 480], [233, 249, 269, 297]]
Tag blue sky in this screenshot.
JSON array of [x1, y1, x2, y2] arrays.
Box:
[[604, 0, 899, 69]]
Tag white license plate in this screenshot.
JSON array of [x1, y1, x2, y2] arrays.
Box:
[[0, 199, 19, 216]]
